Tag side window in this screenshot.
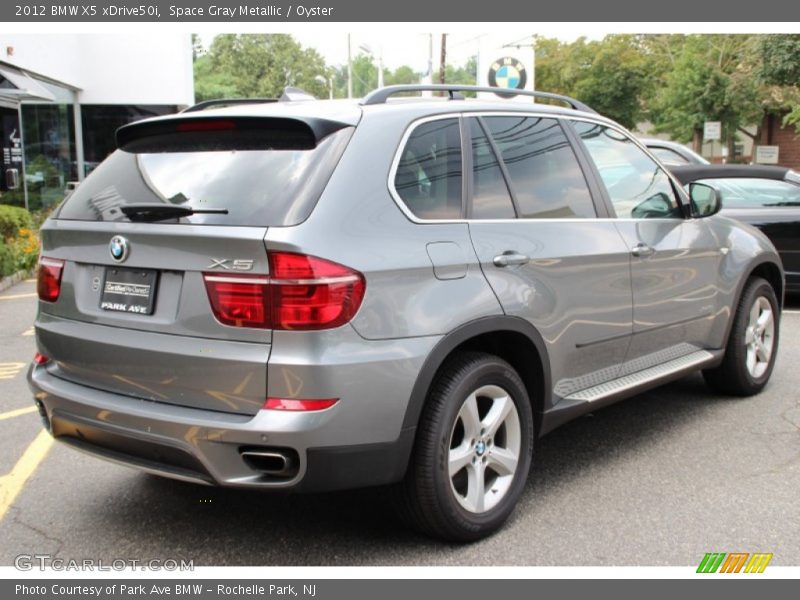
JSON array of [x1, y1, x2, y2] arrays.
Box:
[[394, 118, 462, 219], [572, 122, 683, 219], [469, 118, 516, 219], [648, 146, 690, 166], [696, 178, 800, 208], [483, 116, 596, 219]]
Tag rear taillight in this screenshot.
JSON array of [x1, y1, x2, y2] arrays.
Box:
[[37, 257, 64, 303], [33, 352, 49, 365], [203, 252, 365, 330]]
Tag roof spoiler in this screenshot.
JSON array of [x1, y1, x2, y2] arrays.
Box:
[[116, 115, 348, 153]]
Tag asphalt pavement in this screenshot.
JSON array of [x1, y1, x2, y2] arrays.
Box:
[[0, 278, 798, 566]]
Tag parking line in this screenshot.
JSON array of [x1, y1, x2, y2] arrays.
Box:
[[0, 363, 26, 380], [22, 327, 34, 336], [0, 430, 54, 521], [0, 406, 37, 421], [0, 293, 38, 301]]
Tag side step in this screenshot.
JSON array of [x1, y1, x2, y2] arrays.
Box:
[[564, 350, 715, 402]]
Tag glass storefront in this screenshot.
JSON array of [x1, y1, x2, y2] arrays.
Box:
[[21, 103, 77, 212], [1, 64, 180, 212]]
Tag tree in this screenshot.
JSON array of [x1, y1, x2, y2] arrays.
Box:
[[647, 35, 762, 157], [194, 34, 329, 102]]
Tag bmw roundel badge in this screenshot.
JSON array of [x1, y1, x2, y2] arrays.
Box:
[[488, 56, 528, 97], [109, 235, 130, 263]]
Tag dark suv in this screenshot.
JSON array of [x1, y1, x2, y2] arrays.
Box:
[[29, 85, 783, 541]]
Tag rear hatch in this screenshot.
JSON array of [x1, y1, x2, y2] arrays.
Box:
[[36, 109, 356, 415]]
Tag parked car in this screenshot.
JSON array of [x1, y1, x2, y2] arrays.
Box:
[[670, 164, 800, 294], [29, 85, 784, 542], [640, 137, 710, 166]]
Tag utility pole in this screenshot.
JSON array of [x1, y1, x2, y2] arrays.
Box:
[[439, 34, 447, 84], [347, 33, 353, 99]]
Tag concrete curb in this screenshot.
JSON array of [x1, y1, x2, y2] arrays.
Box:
[[0, 269, 34, 294]]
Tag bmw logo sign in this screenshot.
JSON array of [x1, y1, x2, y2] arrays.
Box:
[[488, 57, 528, 97], [109, 236, 130, 263]]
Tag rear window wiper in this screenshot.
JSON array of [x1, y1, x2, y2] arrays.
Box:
[[120, 203, 229, 222]]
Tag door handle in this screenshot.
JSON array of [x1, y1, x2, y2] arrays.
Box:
[[493, 252, 530, 267], [630, 242, 655, 258]]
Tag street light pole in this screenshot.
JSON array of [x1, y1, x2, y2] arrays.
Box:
[[347, 34, 353, 99]]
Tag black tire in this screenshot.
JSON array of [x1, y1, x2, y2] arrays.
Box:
[[703, 276, 780, 396], [394, 351, 534, 542]]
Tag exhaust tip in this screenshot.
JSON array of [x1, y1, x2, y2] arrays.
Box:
[[240, 448, 299, 478]]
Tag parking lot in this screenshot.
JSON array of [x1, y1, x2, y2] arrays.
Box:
[[0, 277, 798, 566]]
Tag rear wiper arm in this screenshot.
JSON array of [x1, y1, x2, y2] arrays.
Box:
[[120, 203, 229, 222]]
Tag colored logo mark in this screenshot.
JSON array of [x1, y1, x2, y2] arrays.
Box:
[[697, 552, 773, 573]]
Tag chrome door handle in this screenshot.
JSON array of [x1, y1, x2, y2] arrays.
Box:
[[631, 243, 655, 258], [493, 252, 530, 267]]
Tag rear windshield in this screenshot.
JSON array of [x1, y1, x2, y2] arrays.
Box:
[[56, 126, 353, 226]]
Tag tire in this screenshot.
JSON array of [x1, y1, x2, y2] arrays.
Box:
[[394, 351, 534, 542], [703, 276, 780, 396]]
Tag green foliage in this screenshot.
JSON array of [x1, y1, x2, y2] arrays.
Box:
[[759, 35, 800, 86], [193, 34, 329, 102], [0, 239, 13, 278], [536, 36, 655, 129], [647, 35, 762, 143], [0, 204, 34, 241]]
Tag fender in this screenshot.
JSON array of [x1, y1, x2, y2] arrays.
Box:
[[400, 315, 552, 431], [720, 253, 784, 350]]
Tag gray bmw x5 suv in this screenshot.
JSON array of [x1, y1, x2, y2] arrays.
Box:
[[28, 85, 783, 541]]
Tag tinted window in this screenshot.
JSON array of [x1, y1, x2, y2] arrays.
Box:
[[57, 126, 353, 227], [573, 122, 682, 219], [469, 118, 515, 219], [648, 146, 690, 166], [696, 177, 800, 208], [484, 116, 595, 219], [395, 119, 463, 219]]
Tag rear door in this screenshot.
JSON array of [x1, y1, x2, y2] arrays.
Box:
[[570, 121, 723, 364], [464, 114, 634, 399], [36, 114, 354, 415]]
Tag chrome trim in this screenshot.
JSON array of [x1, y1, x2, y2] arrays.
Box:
[[203, 275, 270, 285], [386, 110, 690, 225]]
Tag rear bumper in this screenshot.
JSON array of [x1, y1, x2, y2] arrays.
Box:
[[27, 328, 437, 491]]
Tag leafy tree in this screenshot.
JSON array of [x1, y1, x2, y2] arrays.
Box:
[[647, 35, 761, 157], [194, 34, 329, 101]]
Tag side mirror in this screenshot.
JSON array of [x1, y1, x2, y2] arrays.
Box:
[[689, 182, 722, 217]]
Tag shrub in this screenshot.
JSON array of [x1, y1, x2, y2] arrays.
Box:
[[0, 239, 15, 278], [8, 228, 39, 272], [0, 204, 34, 240]]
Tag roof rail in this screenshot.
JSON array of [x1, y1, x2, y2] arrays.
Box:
[[182, 98, 277, 113], [360, 84, 596, 113]]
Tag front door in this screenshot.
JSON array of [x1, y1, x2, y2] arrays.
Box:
[[570, 121, 723, 366]]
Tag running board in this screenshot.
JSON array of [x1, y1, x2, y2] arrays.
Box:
[[564, 350, 715, 403]]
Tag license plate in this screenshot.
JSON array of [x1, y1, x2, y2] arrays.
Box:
[[100, 267, 158, 315]]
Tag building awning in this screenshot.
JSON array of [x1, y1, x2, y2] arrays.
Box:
[[0, 64, 56, 102]]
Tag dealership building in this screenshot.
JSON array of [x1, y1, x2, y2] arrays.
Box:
[[0, 34, 193, 212]]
